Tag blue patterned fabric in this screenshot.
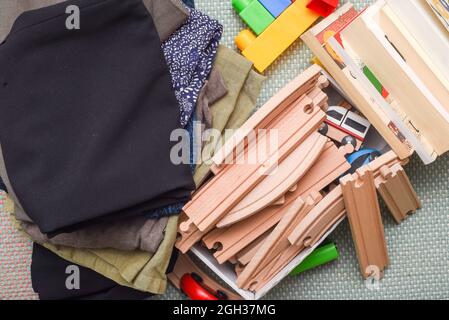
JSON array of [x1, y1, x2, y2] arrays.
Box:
[[162, 9, 223, 127], [146, 10, 222, 219]]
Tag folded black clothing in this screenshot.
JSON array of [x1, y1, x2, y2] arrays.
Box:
[[31, 243, 152, 300], [0, 0, 194, 233], [45, 186, 191, 236]]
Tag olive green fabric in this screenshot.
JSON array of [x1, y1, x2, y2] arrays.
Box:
[[0, 144, 30, 223], [195, 68, 228, 149], [225, 70, 266, 130], [194, 45, 265, 186]]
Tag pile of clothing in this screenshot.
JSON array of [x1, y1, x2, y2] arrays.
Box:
[[0, 0, 265, 300]]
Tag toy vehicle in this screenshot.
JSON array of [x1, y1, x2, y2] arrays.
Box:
[[180, 273, 229, 300], [168, 252, 241, 300], [320, 106, 371, 150], [346, 148, 381, 174]]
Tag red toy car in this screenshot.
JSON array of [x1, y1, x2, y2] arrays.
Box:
[[180, 273, 229, 300]]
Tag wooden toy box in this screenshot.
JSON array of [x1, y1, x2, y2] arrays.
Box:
[[302, 1, 449, 165]]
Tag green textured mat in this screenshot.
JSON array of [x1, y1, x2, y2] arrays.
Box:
[[0, 0, 447, 301], [159, 0, 449, 300]]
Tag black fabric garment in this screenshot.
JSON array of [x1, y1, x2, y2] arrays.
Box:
[[45, 187, 190, 236], [31, 243, 152, 300], [0, 0, 194, 234]]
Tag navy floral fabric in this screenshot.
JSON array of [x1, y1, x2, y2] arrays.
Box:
[[162, 9, 223, 127]]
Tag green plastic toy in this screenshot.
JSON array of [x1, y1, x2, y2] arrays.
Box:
[[232, 0, 275, 35], [290, 243, 339, 276]]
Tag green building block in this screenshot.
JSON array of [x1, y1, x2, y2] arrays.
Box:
[[290, 243, 339, 276], [233, 0, 275, 35]]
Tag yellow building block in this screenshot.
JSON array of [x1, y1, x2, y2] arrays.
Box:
[[236, 0, 320, 72]]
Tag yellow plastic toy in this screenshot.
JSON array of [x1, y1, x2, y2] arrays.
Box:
[[235, 0, 321, 72]]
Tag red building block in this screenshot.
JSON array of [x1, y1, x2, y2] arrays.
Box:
[[306, 0, 339, 17]]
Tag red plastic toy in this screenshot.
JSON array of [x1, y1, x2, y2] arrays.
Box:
[[306, 0, 339, 17], [180, 273, 228, 300]]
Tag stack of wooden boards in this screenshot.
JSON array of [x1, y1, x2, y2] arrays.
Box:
[[174, 64, 422, 295], [302, 0, 449, 165]]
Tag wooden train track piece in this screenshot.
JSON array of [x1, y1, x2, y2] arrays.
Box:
[[288, 186, 345, 248], [235, 263, 245, 278], [363, 150, 403, 177], [201, 141, 350, 264], [181, 93, 326, 236], [202, 201, 284, 264], [217, 132, 328, 228], [272, 196, 286, 206], [167, 253, 241, 300], [211, 64, 324, 171], [235, 231, 270, 266], [177, 67, 332, 253], [243, 186, 346, 291], [340, 168, 389, 279], [289, 141, 351, 197], [176, 212, 205, 254], [376, 163, 421, 223], [354, 150, 418, 223], [236, 193, 322, 291]]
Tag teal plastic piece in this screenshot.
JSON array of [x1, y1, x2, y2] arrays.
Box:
[[232, 0, 275, 35], [290, 243, 339, 276]]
